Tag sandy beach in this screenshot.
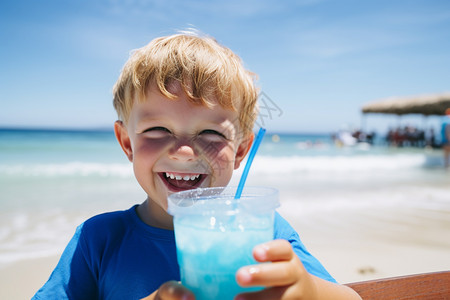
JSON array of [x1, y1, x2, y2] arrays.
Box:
[[0, 256, 59, 300], [279, 194, 450, 284], [3, 225, 450, 299], [3, 187, 450, 300]]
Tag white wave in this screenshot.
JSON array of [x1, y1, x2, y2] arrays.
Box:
[[0, 153, 434, 178], [280, 185, 450, 214], [0, 211, 80, 267], [0, 162, 133, 177], [250, 154, 427, 173]]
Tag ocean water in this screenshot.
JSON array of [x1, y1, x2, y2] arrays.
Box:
[[1, 128, 450, 268]]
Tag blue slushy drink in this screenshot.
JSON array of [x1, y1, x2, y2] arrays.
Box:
[[168, 186, 279, 300]]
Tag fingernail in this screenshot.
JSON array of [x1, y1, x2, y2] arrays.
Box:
[[254, 245, 268, 260], [237, 268, 252, 283]]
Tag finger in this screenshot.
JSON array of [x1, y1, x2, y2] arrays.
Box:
[[236, 261, 298, 287], [253, 239, 293, 262], [154, 281, 195, 300], [235, 286, 288, 300]]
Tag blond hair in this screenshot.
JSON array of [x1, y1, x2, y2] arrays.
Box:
[[113, 32, 258, 137]]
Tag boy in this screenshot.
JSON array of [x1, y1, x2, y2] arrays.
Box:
[[33, 32, 361, 299]]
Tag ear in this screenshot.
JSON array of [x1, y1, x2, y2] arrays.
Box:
[[234, 133, 255, 169], [114, 121, 133, 162]]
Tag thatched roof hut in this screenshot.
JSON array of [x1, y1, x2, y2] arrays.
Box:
[[362, 92, 450, 116]]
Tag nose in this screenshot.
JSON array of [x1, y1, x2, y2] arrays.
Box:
[[169, 141, 197, 162]]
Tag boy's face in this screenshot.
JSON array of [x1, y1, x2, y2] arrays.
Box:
[[115, 83, 253, 213]]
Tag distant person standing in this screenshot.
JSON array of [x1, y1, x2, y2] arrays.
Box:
[[441, 108, 450, 168]]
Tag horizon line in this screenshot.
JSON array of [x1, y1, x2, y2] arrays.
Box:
[[0, 125, 335, 136]]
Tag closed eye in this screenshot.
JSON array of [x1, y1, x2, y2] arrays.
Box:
[[199, 129, 227, 139], [141, 126, 172, 138], [143, 126, 171, 133]]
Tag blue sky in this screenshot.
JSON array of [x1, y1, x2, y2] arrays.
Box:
[[1, 0, 449, 134]]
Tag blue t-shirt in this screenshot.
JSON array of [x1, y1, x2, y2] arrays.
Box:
[[33, 205, 335, 300]]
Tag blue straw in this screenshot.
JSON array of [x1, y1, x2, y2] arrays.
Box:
[[235, 127, 266, 199]]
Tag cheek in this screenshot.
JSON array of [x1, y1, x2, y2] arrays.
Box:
[[196, 141, 236, 185], [133, 137, 172, 159], [209, 148, 235, 186], [215, 147, 236, 167], [131, 138, 173, 182], [131, 138, 172, 191], [195, 139, 235, 166]]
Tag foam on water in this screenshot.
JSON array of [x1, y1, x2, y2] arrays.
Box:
[[0, 152, 435, 182], [0, 210, 84, 268], [253, 153, 427, 173], [0, 162, 133, 178]]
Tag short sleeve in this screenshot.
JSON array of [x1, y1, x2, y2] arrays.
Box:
[[274, 212, 337, 283]]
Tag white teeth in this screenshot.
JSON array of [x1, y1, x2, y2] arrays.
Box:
[[165, 173, 200, 181]]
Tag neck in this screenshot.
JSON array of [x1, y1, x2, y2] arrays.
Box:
[[137, 198, 174, 230]]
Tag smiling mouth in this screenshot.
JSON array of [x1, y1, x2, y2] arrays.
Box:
[[158, 172, 206, 192]]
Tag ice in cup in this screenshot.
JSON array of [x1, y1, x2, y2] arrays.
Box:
[[168, 186, 279, 300]]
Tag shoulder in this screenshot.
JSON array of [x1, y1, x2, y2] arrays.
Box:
[[274, 212, 337, 283], [274, 212, 307, 252], [274, 211, 298, 240], [84, 207, 132, 227], [79, 206, 138, 243]]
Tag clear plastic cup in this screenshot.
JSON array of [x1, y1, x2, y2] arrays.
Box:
[[168, 186, 279, 300]]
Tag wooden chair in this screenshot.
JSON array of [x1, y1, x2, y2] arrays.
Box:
[[345, 271, 450, 300]]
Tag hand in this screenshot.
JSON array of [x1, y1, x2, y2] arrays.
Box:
[[235, 239, 318, 300], [140, 281, 195, 300]]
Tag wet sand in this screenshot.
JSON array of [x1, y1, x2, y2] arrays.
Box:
[[3, 210, 450, 299], [0, 255, 59, 300], [3, 182, 450, 299], [278, 185, 450, 283]]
